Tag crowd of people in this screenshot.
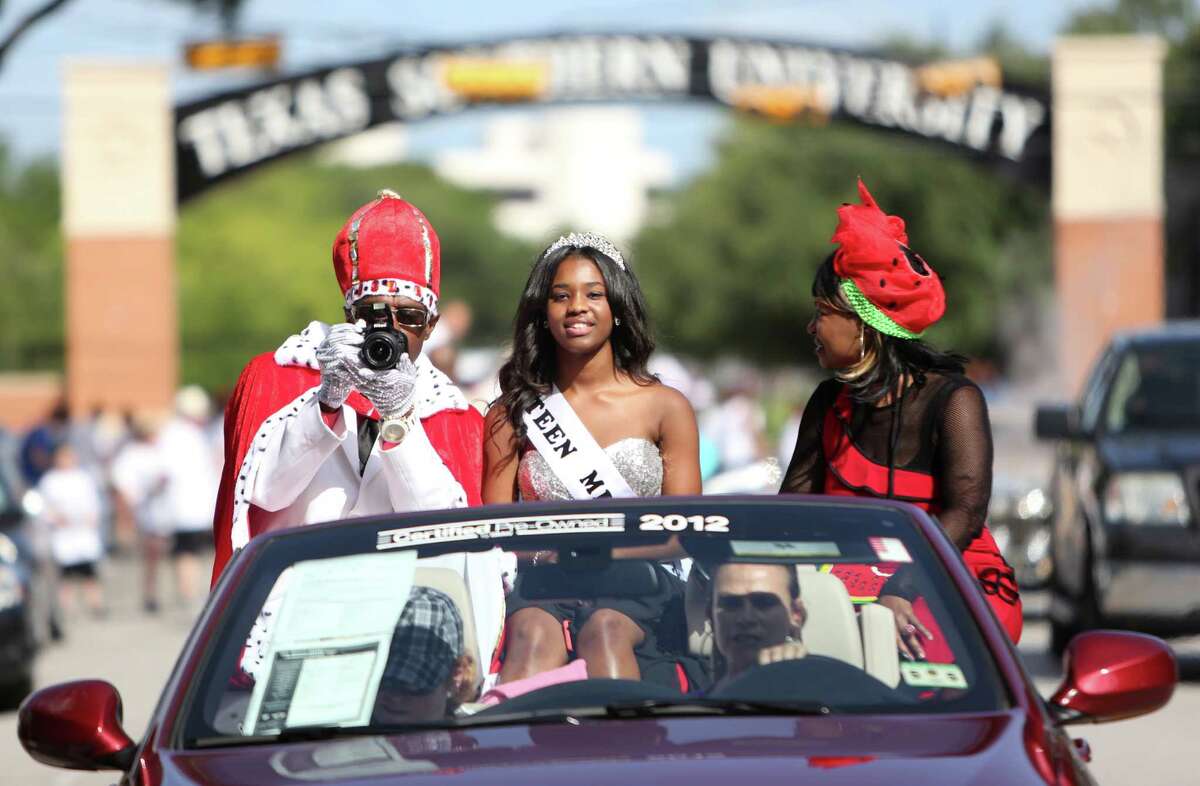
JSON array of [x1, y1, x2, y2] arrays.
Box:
[[8, 386, 223, 637]]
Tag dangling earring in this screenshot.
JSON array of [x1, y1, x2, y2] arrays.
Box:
[[614, 317, 621, 326], [542, 319, 549, 328], [858, 326, 866, 363]]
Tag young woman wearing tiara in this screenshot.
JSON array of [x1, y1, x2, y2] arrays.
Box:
[[781, 180, 1022, 659], [483, 233, 701, 685]]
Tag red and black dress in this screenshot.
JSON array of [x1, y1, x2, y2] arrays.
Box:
[[781, 372, 1022, 644]]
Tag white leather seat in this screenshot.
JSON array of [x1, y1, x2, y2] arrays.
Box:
[[796, 569, 864, 669], [412, 567, 480, 688], [859, 602, 901, 687]]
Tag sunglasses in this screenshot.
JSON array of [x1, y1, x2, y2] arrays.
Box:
[[715, 592, 785, 614], [349, 302, 430, 329]]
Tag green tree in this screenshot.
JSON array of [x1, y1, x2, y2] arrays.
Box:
[[1066, 0, 1195, 38], [0, 144, 61, 371], [975, 21, 1051, 85], [633, 119, 1050, 367], [177, 157, 537, 391]]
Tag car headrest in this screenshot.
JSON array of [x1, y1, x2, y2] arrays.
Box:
[[796, 568, 864, 669]]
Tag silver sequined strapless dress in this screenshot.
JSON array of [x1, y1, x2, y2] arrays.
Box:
[[518, 437, 663, 500]]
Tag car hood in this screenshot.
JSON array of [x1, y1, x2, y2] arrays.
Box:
[[162, 713, 1050, 786], [1099, 432, 1200, 471]]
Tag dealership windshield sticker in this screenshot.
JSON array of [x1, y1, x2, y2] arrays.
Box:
[[376, 513, 626, 550], [731, 540, 841, 559], [900, 662, 968, 689], [868, 536, 913, 563]]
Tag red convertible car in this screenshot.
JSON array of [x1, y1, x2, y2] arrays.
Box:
[[18, 496, 1176, 785]]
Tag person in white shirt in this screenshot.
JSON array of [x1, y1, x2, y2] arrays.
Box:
[[158, 387, 220, 606], [111, 414, 171, 613], [702, 387, 768, 474], [36, 443, 106, 617]]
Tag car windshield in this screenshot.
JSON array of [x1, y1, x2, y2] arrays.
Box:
[[1105, 343, 1200, 433], [181, 500, 1008, 747]]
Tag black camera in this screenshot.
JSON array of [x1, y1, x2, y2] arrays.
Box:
[[359, 302, 408, 371]]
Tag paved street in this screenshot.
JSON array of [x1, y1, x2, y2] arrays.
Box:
[[1, 553, 1194, 785]]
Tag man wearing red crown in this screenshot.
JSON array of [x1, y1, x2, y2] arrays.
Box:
[[211, 190, 485, 581], [211, 191, 507, 675]]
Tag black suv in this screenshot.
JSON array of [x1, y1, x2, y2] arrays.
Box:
[[1035, 322, 1200, 654]]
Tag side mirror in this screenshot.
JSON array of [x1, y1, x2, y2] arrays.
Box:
[[1049, 631, 1177, 724], [18, 680, 136, 770], [1034, 403, 1081, 441]]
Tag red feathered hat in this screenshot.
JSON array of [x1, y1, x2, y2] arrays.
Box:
[[332, 189, 441, 315], [830, 179, 944, 338]]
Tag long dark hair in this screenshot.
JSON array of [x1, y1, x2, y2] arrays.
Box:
[[492, 241, 657, 445], [812, 254, 966, 405]]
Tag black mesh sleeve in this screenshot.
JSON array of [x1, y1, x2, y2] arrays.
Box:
[[934, 382, 993, 550], [779, 380, 840, 494]]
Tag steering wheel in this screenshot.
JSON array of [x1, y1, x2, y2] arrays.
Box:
[[708, 655, 915, 707]]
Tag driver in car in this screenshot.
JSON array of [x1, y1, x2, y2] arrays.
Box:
[[373, 587, 479, 724], [710, 562, 808, 690]]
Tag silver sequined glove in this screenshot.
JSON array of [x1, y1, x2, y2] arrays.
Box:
[[353, 354, 418, 420], [315, 322, 364, 409]]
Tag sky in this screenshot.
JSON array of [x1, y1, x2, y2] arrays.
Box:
[[0, 0, 1095, 179]]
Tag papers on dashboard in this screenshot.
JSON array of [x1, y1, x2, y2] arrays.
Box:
[[247, 550, 416, 735]]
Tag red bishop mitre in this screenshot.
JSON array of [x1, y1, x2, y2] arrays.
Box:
[[332, 189, 441, 315], [830, 179, 945, 338]]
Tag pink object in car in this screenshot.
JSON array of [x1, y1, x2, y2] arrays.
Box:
[[479, 660, 589, 705]]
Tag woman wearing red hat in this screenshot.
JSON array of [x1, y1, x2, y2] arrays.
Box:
[[483, 233, 701, 686], [780, 180, 1022, 654]]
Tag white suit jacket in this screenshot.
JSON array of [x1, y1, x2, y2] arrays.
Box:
[[246, 394, 468, 534]]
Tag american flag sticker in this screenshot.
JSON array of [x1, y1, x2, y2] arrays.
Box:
[[869, 536, 912, 563]]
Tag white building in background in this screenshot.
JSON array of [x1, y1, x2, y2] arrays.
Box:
[[320, 123, 410, 167], [435, 107, 673, 244]]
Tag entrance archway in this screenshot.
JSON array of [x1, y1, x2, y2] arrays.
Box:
[[56, 33, 1161, 415]]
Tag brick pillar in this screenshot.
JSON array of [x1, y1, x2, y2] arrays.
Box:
[[1052, 36, 1166, 395], [62, 63, 176, 415]]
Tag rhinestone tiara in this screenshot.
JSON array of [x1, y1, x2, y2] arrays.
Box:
[[543, 232, 626, 271]]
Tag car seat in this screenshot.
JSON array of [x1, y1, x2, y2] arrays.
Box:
[[797, 568, 900, 688], [796, 568, 863, 667], [858, 602, 901, 688]]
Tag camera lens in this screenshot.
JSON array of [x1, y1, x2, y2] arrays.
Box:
[[361, 328, 407, 370]]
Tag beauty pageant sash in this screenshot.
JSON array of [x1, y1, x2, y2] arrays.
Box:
[[523, 386, 636, 499]]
